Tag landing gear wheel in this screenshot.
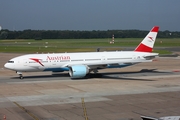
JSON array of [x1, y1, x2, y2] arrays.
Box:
[[19, 74, 24, 79], [16, 72, 24, 79]]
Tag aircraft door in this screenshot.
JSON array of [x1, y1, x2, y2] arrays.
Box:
[[133, 55, 141, 61], [23, 59, 28, 67]]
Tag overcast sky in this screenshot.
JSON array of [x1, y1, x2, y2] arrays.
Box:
[[0, 0, 180, 31]]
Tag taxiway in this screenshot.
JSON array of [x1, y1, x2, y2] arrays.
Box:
[[0, 53, 180, 120]]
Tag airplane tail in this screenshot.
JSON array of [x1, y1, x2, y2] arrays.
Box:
[[134, 26, 159, 52]]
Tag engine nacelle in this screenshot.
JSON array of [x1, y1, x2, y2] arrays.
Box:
[[69, 65, 89, 78]]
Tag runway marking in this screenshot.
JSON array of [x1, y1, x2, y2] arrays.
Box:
[[67, 85, 86, 92], [81, 98, 89, 120], [7, 96, 111, 106], [13, 102, 39, 120]]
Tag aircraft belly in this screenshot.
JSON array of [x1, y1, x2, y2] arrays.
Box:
[[44, 67, 69, 72]]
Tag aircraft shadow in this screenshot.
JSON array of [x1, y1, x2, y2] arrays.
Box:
[[11, 73, 70, 80], [100, 75, 155, 81], [89, 69, 170, 81], [10, 69, 171, 81], [102, 69, 168, 75]]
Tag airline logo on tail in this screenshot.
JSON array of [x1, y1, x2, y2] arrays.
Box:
[[148, 37, 154, 41], [135, 26, 159, 52]]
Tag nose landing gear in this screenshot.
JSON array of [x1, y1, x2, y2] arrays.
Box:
[[19, 74, 24, 79], [16, 71, 24, 79]]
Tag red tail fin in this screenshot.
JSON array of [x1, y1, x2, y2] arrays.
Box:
[[134, 26, 159, 52]]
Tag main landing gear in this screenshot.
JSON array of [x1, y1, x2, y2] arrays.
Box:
[[16, 71, 24, 79], [88, 69, 103, 78]]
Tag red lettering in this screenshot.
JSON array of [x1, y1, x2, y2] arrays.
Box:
[[46, 56, 71, 61]]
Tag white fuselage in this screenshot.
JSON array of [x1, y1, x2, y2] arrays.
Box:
[[4, 51, 158, 72]]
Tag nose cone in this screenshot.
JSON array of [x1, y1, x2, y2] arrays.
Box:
[[4, 63, 13, 70], [4, 63, 9, 69]]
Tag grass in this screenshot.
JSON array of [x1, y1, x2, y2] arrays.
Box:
[[153, 49, 172, 54], [0, 38, 180, 54]]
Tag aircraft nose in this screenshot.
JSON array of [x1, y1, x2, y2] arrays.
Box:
[[4, 63, 13, 70], [4, 63, 9, 69]]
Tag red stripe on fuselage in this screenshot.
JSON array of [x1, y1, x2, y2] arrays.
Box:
[[135, 43, 152, 52], [30, 58, 44, 66]]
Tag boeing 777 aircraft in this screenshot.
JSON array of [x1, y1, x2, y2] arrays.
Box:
[[4, 26, 159, 79]]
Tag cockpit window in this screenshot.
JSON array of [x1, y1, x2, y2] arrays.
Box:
[[8, 61, 14, 63]]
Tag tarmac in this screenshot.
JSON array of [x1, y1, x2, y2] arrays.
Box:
[[0, 53, 180, 120]]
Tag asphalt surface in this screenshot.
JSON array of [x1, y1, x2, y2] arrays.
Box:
[[0, 53, 180, 120]]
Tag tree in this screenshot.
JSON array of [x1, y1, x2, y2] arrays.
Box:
[[0, 31, 8, 39]]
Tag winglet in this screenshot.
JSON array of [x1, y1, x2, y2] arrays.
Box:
[[134, 26, 159, 52]]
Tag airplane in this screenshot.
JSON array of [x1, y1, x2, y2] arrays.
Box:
[[4, 26, 159, 79]]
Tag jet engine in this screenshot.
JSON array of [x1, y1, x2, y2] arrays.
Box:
[[69, 65, 89, 78]]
